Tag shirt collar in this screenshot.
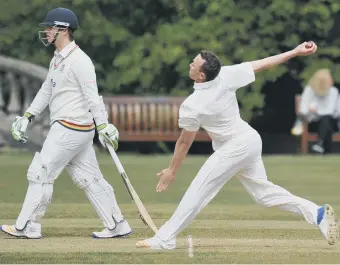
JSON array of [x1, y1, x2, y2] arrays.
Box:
[[54, 41, 77, 58], [193, 79, 215, 90]]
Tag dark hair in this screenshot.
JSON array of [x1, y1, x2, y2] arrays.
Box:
[[200, 50, 222, 81]]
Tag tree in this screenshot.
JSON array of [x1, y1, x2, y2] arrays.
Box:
[[1, 0, 340, 122]]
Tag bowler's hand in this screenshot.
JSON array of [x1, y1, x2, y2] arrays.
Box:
[[294, 41, 317, 56], [156, 168, 176, 192]]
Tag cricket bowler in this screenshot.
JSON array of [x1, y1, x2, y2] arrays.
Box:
[[136, 41, 339, 249], [1, 7, 132, 239]]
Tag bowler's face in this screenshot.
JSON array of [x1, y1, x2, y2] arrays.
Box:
[[189, 54, 205, 82]]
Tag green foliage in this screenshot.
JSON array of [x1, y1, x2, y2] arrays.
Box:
[[1, 0, 339, 121]]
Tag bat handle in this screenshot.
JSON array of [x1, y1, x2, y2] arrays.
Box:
[[107, 144, 125, 174]]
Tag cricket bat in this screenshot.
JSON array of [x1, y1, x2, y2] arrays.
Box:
[[106, 144, 159, 233]]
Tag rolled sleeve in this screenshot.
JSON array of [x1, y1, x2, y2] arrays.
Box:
[[220, 62, 255, 90], [178, 117, 200, 131], [178, 104, 200, 131]]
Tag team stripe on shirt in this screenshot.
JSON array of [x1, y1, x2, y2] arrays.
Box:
[[57, 120, 95, 132]]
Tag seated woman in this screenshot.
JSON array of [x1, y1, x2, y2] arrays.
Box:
[[291, 68, 339, 154]]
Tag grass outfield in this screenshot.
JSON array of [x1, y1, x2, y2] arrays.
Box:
[[0, 153, 340, 263]]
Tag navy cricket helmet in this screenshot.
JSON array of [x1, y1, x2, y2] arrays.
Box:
[[38, 7, 79, 46], [40, 7, 79, 31]]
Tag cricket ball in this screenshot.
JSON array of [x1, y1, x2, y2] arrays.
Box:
[[305, 41, 313, 48]]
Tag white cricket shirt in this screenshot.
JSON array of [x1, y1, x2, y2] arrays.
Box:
[[178, 62, 256, 150], [299, 85, 339, 121], [26, 41, 107, 131]]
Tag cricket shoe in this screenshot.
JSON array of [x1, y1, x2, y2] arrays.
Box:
[[92, 220, 132, 238], [0, 222, 42, 239], [317, 204, 339, 245], [136, 236, 176, 250]]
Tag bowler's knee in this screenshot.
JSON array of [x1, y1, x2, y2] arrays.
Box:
[[252, 194, 273, 207], [245, 182, 276, 207]]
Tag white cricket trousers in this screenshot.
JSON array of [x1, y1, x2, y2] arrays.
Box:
[[16, 121, 123, 231], [156, 129, 320, 243], [30, 121, 101, 185]]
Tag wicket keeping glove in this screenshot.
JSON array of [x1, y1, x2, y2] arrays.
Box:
[[11, 112, 33, 143], [97, 123, 119, 151]]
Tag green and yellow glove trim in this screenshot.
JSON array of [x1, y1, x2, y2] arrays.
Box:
[[24, 112, 34, 122], [96, 123, 107, 131]]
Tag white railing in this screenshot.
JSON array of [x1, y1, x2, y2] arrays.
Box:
[[0, 55, 49, 150]]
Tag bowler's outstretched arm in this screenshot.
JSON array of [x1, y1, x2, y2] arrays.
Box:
[[156, 130, 196, 192], [251, 41, 317, 73]]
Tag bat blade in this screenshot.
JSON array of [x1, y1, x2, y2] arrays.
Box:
[[107, 144, 158, 233]]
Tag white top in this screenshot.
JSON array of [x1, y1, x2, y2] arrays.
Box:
[[299, 85, 339, 121], [26, 41, 107, 126], [178, 62, 256, 150]]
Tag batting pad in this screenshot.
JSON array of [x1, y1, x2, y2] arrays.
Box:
[[84, 178, 123, 230], [26, 152, 54, 184], [16, 152, 54, 230], [15, 182, 53, 230]]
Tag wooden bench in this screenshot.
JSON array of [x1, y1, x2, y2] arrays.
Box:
[[104, 96, 211, 142], [295, 95, 340, 153]]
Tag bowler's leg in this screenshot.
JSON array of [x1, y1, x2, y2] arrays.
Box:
[[238, 157, 339, 244], [137, 149, 245, 249]]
